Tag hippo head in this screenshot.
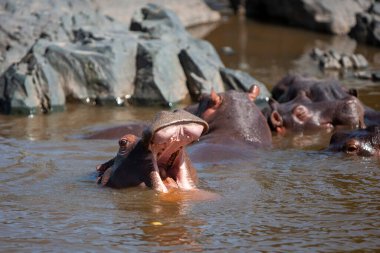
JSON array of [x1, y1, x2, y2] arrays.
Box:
[[268, 93, 366, 134], [97, 110, 209, 192], [192, 85, 272, 147], [195, 85, 260, 122], [328, 125, 380, 156]]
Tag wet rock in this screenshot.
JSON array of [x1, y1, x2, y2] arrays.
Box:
[[310, 47, 369, 71], [0, 33, 139, 114], [220, 67, 270, 109], [245, 0, 372, 35], [310, 48, 324, 60], [320, 55, 342, 70], [132, 40, 187, 105], [355, 71, 373, 80], [220, 67, 269, 97], [0, 3, 229, 114], [340, 55, 353, 68], [179, 39, 225, 100], [221, 46, 235, 56], [350, 10, 380, 47], [351, 54, 369, 69], [372, 71, 380, 81], [93, 0, 221, 29], [354, 70, 380, 81], [371, 2, 380, 16], [0, 0, 120, 75], [130, 3, 188, 41]]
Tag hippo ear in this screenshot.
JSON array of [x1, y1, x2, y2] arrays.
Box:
[[348, 88, 358, 97], [248, 85, 260, 101], [210, 88, 222, 108], [270, 111, 285, 133], [292, 105, 311, 123], [270, 111, 283, 127]]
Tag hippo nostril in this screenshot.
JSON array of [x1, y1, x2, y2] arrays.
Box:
[[119, 139, 128, 147]]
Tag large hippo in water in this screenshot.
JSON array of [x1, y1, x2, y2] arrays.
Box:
[[194, 85, 272, 146], [327, 125, 380, 156], [96, 110, 209, 193], [267, 75, 366, 133], [185, 86, 272, 162]]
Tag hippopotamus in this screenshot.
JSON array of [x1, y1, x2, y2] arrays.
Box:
[[194, 85, 272, 147], [268, 92, 366, 133], [327, 125, 380, 156], [271, 74, 356, 103], [183, 86, 272, 163], [96, 109, 209, 193], [267, 74, 366, 133]]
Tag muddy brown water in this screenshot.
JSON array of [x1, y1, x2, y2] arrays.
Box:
[[1, 16, 380, 252]]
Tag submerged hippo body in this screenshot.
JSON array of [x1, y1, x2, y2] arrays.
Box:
[[97, 110, 209, 193], [268, 75, 366, 133], [328, 125, 380, 156], [272, 74, 356, 103]]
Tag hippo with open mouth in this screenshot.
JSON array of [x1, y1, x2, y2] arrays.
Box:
[[96, 109, 209, 193]]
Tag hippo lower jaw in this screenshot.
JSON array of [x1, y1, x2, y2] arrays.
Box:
[[149, 123, 204, 193]]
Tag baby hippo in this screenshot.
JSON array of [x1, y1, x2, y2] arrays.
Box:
[[328, 125, 380, 156], [96, 110, 209, 193]]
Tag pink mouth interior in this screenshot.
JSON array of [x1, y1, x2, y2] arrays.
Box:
[[149, 123, 204, 189]]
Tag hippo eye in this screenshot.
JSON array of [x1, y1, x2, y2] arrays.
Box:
[[119, 139, 128, 147], [346, 144, 358, 154]]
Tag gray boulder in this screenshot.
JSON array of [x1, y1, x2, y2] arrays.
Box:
[[0, 33, 138, 114], [0, 2, 263, 114], [220, 67, 271, 109], [179, 38, 225, 100], [132, 40, 187, 106], [350, 8, 380, 46], [245, 0, 373, 35], [131, 3, 226, 100]]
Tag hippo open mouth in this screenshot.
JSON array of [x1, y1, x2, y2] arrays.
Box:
[[148, 122, 205, 192], [96, 109, 208, 193]]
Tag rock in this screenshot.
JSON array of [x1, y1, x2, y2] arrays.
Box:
[[0, 0, 120, 74], [310, 47, 369, 71], [245, 0, 372, 35], [350, 11, 380, 46], [130, 3, 188, 41], [351, 54, 369, 69], [340, 55, 353, 68], [355, 70, 373, 80], [178, 38, 225, 100], [220, 67, 270, 109], [0, 2, 258, 115], [372, 71, 380, 81], [320, 55, 341, 70], [310, 48, 324, 60], [221, 46, 235, 55], [220, 67, 270, 97], [92, 0, 221, 29], [132, 40, 187, 106], [371, 2, 380, 16], [0, 31, 139, 114]]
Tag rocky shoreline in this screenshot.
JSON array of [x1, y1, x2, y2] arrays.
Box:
[[0, 0, 270, 115]]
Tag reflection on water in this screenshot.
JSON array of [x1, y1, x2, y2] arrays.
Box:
[[1, 15, 380, 252]]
